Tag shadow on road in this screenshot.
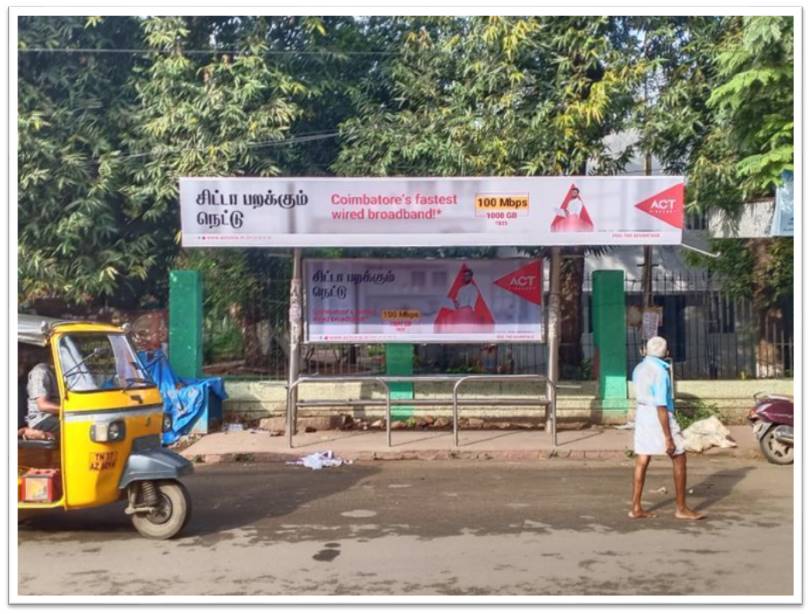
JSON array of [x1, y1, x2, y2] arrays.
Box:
[[646, 465, 757, 514], [18, 462, 381, 541], [183, 463, 381, 538]]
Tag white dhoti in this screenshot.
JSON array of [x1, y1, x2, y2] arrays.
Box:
[[633, 405, 685, 456]]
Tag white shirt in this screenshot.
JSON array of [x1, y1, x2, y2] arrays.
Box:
[[566, 197, 583, 216], [632, 356, 673, 411], [456, 284, 479, 309]]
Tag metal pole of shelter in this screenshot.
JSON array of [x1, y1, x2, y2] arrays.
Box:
[[546, 247, 561, 447], [287, 248, 303, 448], [642, 152, 654, 311]]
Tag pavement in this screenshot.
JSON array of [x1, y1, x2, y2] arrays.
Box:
[[179, 424, 762, 464]]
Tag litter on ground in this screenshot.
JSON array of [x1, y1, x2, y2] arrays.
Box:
[[287, 450, 351, 470], [682, 416, 737, 453]]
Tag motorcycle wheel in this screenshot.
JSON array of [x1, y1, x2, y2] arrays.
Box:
[[759, 425, 794, 465], [131, 480, 191, 539]]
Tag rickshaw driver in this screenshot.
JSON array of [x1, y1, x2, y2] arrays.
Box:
[[25, 348, 61, 434]]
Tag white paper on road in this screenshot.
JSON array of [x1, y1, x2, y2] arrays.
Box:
[[287, 450, 351, 470]]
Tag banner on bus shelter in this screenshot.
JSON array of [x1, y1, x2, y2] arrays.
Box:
[[304, 258, 544, 343], [179, 176, 685, 247]]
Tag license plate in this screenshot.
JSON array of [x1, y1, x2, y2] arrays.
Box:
[[89, 451, 118, 471]]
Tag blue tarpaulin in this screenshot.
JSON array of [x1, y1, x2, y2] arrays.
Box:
[[137, 350, 227, 445]]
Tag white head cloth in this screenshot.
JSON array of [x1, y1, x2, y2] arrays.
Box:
[[646, 336, 668, 358]]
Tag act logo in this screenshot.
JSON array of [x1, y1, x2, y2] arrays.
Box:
[[494, 261, 542, 305], [634, 184, 684, 229], [509, 275, 538, 289], [650, 198, 677, 211]]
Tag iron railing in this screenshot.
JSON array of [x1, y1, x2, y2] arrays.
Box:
[[203, 271, 793, 381]]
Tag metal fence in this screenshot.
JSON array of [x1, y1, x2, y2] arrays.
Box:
[[584, 272, 793, 380], [202, 271, 793, 381]]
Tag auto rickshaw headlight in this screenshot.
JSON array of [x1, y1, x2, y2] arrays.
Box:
[[90, 419, 126, 443], [162, 414, 172, 432]]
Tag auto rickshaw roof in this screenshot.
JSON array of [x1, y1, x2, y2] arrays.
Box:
[[18, 314, 123, 346]]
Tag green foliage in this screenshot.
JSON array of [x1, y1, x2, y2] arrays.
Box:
[[684, 239, 754, 297], [674, 399, 720, 431], [17, 16, 343, 309], [121, 16, 306, 250], [18, 16, 150, 306], [707, 17, 793, 197], [764, 237, 794, 306], [684, 236, 793, 311], [17, 15, 794, 322], [629, 16, 793, 220], [335, 17, 639, 178], [639, 16, 794, 306], [204, 316, 245, 363]]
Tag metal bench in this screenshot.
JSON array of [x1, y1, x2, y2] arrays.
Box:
[[286, 374, 556, 448]]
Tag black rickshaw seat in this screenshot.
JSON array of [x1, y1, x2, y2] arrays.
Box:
[[18, 438, 59, 450]]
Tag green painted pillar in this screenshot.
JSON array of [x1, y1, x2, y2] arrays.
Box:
[[592, 270, 627, 408], [385, 344, 414, 420], [169, 270, 203, 379]]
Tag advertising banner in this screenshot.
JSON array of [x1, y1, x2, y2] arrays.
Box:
[[771, 170, 794, 237], [180, 176, 684, 247], [304, 259, 544, 343]]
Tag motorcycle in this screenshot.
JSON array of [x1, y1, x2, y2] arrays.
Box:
[[748, 392, 794, 465]]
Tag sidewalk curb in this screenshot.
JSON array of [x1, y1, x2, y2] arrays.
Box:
[[181, 447, 763, 465]]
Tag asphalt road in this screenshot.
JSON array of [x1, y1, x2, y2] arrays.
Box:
[[17, 456, 794, 597]]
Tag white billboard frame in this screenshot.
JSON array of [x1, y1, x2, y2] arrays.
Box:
[[302, 257, 546, 345], [179, 175, 685, 248]]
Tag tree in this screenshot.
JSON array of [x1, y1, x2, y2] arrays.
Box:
[[18, 16, 148, 308], [701, 16, 794, 329], [335, 16, 642, 375], [641, 15, 794, 375]]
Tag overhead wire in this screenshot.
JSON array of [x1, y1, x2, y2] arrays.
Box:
[[118, 131, 340, 161], [18, 47, 395, 56]]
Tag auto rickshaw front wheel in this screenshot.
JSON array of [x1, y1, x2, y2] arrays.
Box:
[[131, 480, 191, 540]]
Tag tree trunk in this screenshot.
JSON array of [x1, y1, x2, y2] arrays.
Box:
[[558, 248, 585, 378], [749, 239, 784, 378], [242, 303, 269, 370]]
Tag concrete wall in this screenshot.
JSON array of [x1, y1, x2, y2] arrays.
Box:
[[222, 378, 793, 426]]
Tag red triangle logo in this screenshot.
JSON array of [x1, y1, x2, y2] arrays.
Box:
[[551, 184, 595, 232], [634, 183, 685, 229], [494, 260, 542, 305]]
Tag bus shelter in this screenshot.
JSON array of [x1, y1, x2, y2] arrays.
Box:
[[179, 176, 685, 448]]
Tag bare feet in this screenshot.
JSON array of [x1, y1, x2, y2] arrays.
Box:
[[675, 508, 707, 521], [628, 509, 657, 519]]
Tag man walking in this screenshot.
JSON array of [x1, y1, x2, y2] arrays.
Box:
[[630, 336, 705, 520]]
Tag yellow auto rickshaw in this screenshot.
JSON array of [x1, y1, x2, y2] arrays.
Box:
[[17, 314, 193, 539]]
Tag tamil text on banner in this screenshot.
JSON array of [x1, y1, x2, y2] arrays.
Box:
[[180, 176, 685, 247], [305, 259, 544, 343]]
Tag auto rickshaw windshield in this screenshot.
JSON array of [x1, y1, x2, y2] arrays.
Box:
[[58, 333, 152, 392]]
